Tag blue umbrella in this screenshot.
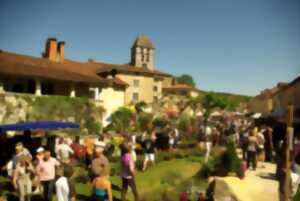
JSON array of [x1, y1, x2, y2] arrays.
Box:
[[0, 121, 80, 132]]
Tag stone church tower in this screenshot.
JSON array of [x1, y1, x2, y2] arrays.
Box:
[[131, 35, 155, 70]]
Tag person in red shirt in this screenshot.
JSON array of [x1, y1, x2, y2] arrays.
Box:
[[70, 136, 86, 165]]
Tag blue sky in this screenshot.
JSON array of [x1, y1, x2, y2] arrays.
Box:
[[0, 0, 299, 96]]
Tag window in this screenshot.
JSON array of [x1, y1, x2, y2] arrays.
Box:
[[132, 92, 139, 103], [141, 54, 145, 62], [142, 63, 147, 68], [133, 80, 139, 88], [153, 86, 158, 92], [153, 96, 158, 102]]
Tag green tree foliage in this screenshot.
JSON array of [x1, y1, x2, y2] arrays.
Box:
[[134, 101, 148, 114], [137, 112, 154, 132], [109, 107, 133, 133], [176, 74, 196, 87], [201, 93, 227, 121]]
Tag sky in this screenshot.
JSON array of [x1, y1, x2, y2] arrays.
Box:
[[0, 0, 299, 96]]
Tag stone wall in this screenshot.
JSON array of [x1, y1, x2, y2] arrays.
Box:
[[0, 93, 104, 135]]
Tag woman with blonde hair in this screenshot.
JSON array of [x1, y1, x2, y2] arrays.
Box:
[[247, 128, 259, 170], [91, 165, 112, 201], [13, 156, 35, 201]]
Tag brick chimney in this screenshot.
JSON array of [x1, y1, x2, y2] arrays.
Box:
[[44, 38, 57, 61], [58, 41, 65, 62]]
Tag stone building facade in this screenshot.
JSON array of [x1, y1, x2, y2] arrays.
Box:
[[0, 35, 175, 124]]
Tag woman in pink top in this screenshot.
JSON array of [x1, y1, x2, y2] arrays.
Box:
[[120, 142, 139, 201], [36, 150, 60, 201]]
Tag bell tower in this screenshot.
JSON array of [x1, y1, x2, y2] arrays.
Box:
[[131, 35, 155, 70]]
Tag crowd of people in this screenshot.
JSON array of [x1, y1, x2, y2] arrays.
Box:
[[0, 114, 299, 201], [0, 128, 167, 201]]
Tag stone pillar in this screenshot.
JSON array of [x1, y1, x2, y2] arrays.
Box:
[[70, 84, 76, 97], [0, 81, 5, 94], [35, 79, 42, 96], [94, 87, 100, 100]]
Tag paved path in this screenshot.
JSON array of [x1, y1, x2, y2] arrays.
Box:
[[219, 163, 279, 201]]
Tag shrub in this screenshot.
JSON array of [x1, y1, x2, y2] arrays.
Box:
[[153, 116, 169, 128], [178, 115, 191, 134], [197, 141, 242, 178]]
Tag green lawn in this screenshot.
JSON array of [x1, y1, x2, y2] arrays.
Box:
[[74, 158, 205, 201]]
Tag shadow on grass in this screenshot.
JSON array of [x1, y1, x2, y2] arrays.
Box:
[[77, 194, 121, 201], [112, 183, 121, 191]]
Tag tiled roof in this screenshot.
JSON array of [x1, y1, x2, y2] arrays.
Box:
[[91, 61, 172, 78], [163, 84, 200, 92], [0, 51, 127, 87], [132, 35, 154, 49]]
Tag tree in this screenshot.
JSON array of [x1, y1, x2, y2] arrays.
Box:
[[109, 107, 133, 133], [137, 112, 153, 132], [201, 93, 227, 121], [176, 74, 196, 87]]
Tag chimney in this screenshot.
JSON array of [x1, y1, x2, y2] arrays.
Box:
[[58, 41, 65, 62], [44, 38, 57, 61]]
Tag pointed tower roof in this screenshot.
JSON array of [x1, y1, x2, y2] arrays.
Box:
[[132, 35, 154, 49]]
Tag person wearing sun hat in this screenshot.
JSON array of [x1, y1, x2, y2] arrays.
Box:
[[91, 143, 110, 180]]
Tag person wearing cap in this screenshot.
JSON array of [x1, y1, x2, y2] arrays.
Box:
[[91, 165, 112, 201], [55, 165, 76, 201], [32, 147, 44, 194], [91, 144, 110, 180], [13, 155, 34, 201]]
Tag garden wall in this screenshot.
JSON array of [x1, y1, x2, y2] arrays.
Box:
[[0, 92, 104, 135]]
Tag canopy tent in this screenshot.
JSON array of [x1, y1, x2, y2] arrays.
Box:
[[0, 121, 80, 132]]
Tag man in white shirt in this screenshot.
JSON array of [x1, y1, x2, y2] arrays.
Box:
[[55, 138, 74, 164]]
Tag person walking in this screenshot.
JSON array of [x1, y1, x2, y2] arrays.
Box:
[[70, 136, 86, 165], [13, 156, 34, 201], [33, 147, 44, 194], [247, 129, 258, 170], [91, 144, 110, 180], [36, 150, 60, 201], [263, 127, 274, 162], [55, 165, 76, 201], [13, 142, 32, 170], [121, 142, 139, 201], [55, 138, 74, 164], [142, 135, 156, 171], [240, 127, 249, 161], [91, 166, 113, 201], [257, 128, 266, 168]]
